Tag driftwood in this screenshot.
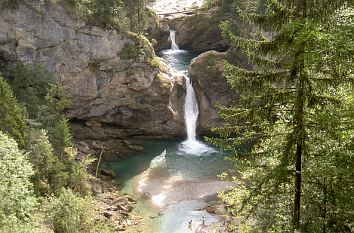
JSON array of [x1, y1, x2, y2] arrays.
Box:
[[95, 147, 104, 178]]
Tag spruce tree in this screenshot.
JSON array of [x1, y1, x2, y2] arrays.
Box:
[[3, 63, 55, 118], [214, 0, 353, 232], [0, 76, 28, 148]]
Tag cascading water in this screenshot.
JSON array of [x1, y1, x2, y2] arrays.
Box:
[[170, 30, 179, 50], [107, 21, 232, 233], [184, 76, 199, 141]]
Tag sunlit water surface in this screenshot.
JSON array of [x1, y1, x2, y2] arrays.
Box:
[[105, 46, 231, 233]]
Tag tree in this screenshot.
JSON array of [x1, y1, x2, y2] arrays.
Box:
[[123, 0, 148, 34], [38, 84, 72, 154], [51, 116, 73, 155], [214, 0, 353, 231], [0, 75, 27, 148], [48, 188, 114, 233], [3, 63, 55, 118], [0, 132, 38, 232], [26, 127, 69, 195]]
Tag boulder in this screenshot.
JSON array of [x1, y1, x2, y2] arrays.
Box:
[[100, 168, 116, 179], [205, 204, 226, 215], [189, 50, 238, 134], [176, 7, 228, 53]]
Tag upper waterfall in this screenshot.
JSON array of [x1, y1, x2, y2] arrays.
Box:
[[170, 30, 179, 50], [168, 30, 198, 141], [160, 31, 215, 155]]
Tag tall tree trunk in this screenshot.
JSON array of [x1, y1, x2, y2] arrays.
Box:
[[293, 69, 304, 231], [293, 1, 306, 231], [323, 178, 327, 233], [293, 141, 303, 231]]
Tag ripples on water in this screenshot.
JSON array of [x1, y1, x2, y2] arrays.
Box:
[[109, 45, 232, 232]]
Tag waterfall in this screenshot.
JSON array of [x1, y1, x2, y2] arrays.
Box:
[[170, 30, 179, 50], [184, 76, 199, 141]]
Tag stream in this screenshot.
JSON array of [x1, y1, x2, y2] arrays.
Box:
[[105, 31, 232, 233]]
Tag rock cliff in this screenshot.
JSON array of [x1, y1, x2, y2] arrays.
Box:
[[176, 7, 228, 53], [189, 50, 238, 134], [0, 2, 186, 144]]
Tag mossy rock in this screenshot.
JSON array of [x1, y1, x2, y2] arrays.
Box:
[[120, 32, 155, 61]]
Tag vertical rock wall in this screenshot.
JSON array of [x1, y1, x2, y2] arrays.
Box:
[[0, 2, 186, 140]]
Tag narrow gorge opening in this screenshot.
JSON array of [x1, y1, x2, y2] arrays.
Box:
[[102, 27, 233, 233]]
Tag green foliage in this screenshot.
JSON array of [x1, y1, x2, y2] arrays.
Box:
[[38, 84, 72, 154], [0, 0, 25, 9], [49, 188, 114, 233], [64, 147, 92, 196], [0, 132, 39, 232], [88, 0, 127, 29], [26, 127, 69, 195], [120, 43, 141, 59], [203, 0, 222, 9], [120, 33, 154, 60], [49, 188, 96, 233], [0, 76, 28, 148], [3, 63, 55, 118], [123, 0, 148, 34], [26, 124, 91, 196], [45, 84, 71, 114], [60, 0, 148, 33], [52, 117, 73, 155], [214, 0, 354, 232]]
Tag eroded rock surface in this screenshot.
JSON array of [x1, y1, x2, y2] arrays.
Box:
[[176, 7, 228, 53], [0, 2, 186, 144], [189, 50, 238, 134]]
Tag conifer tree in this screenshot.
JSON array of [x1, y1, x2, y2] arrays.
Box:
[[0, 76, 27, 148], [3, 63, 55, 118], [214, 0, 353, 231]]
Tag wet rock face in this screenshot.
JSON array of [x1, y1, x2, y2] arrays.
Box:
[[147, 20, 171, 51], [0, 2, 186, 140], [176, 7, 229, 53], [189, 50, 238, 134]]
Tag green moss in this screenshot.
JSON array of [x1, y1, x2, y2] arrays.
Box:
[[199, 54, 223, 75], [204, 54, 217, 68], [149, 56, 160, 68], [127, 32, 154, 51], [121, 32, 155, 61]]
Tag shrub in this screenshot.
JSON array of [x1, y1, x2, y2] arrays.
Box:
[[0, 132, 38, 232], [26, 127, 69, 195], [49, 188, 114, 233]]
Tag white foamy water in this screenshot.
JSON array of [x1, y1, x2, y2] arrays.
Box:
[[150, 149, 167, 169], [170, 30, 179, 50], [178, 139, 216, 156], [184, 75, 199, 141]]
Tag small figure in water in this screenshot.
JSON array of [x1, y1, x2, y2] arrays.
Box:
[[202, 216, 205, 226], [188, 219, 192, 230]]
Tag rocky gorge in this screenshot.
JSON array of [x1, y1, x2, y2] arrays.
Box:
[[0, 0, 237, 232], [0, 0, 237, 158], [0, 1, 187, 158]]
